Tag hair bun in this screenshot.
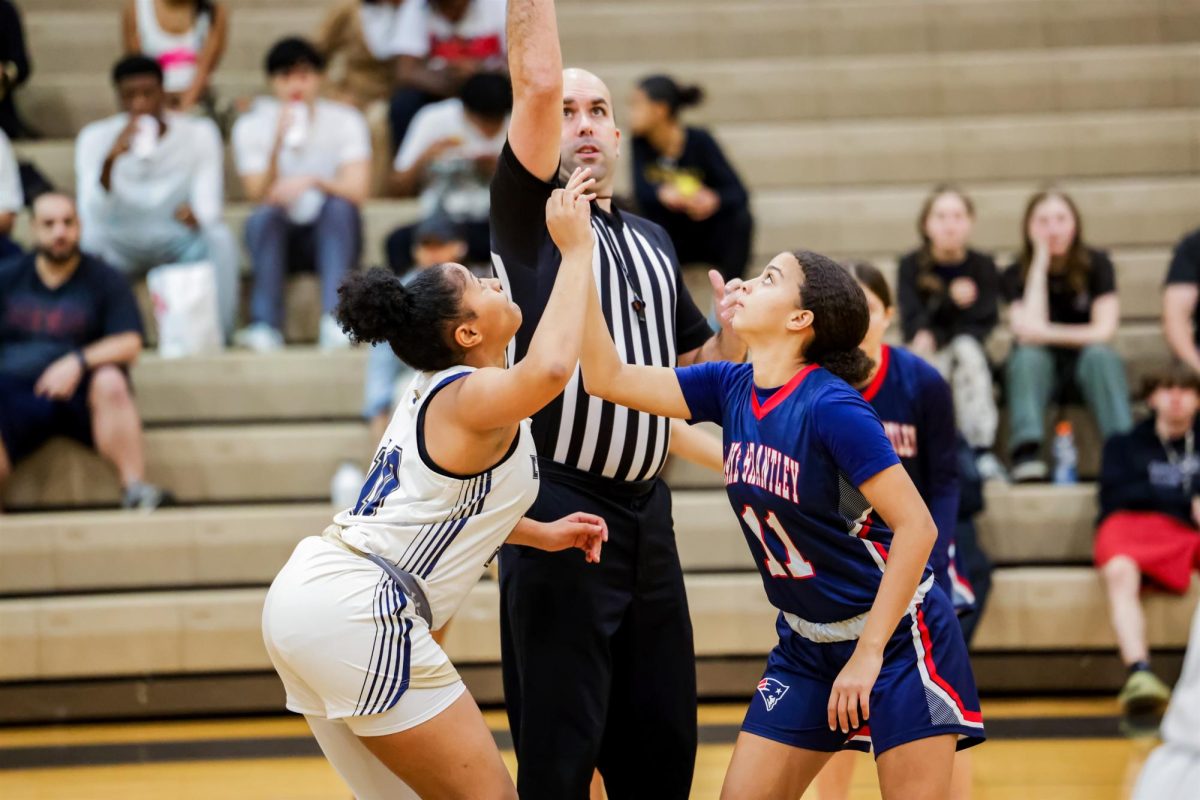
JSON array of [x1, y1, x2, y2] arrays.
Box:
[[334, 268, 411, 346], [678, 85, 705, 108]]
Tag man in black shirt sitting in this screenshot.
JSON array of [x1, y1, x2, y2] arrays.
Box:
[[0, 193, 166, 511], [491, 2, 746, 798]]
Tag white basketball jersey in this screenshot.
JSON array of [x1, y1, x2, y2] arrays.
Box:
[[1160, 601, 1200, 750], [333, 366, 539, 629]]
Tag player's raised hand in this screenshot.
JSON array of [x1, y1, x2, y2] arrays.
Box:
[[546, 167, 597, 256], [828, 646, 883, 734]]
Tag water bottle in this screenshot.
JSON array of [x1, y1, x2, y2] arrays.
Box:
[[1052, 420, 1078, 485]]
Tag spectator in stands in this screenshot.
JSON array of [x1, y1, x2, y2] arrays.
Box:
[[1096, 367, 1200, 716], [316, 0, 407, 111], [122, 0, 229, 113], [1162, 227, 1200, 373], [629, 75, 753, 285], [899, 186, 1005, 480], [0, 126, 21, 261], [1003, 189, 1132, 481], [0, 0, 32, 140], [384, 71, 510, 274], [0, 193, 166, 511], [76, 55, 238, 339], [232, 37, 370, 352], [388, 0, 508, 153]]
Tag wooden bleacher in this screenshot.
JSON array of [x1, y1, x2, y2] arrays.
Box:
[[1, 0, 1197, 721]]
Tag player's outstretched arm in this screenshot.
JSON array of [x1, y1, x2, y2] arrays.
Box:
[[578, 271, 693, 420], [506, 0, 563, 181], [668, 419, 724, 473], [454, 169, 596, 430], [827, 465, 937, 735], [508, 513, 608, 563]]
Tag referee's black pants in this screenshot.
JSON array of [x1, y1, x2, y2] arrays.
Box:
[[499, 460, 697, 799]]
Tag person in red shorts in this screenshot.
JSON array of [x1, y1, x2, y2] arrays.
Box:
[[1096, 366, 1200, 717]]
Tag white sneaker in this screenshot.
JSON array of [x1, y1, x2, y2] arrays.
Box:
[[233, 322, 284, 353], [331, 461, 364, 510], [975, 451, 1010, 483], [319, 314, 353, 350]]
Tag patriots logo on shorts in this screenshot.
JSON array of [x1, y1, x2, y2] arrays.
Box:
[[757, 678, 789, 712]]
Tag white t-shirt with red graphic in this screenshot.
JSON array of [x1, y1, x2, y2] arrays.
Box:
[[393, 0, 507, 68]]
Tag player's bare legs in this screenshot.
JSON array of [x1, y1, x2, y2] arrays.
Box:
[[88, 364, 148, 487], [875, 734, 957, 800], [358, 691, 516, 799], [719, 732, 835, 800], [815, 749, 859, 799], [818, 745, 972, 799]]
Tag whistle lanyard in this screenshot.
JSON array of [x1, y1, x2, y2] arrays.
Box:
[[1159, 429, 1196, 496]]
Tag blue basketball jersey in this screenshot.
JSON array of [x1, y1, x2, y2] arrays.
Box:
[[676, 361, 928, 624], [859, 346, 959, 584]]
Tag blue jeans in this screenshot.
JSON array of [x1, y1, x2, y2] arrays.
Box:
[[362, 341, 412, 420], [244, 196, 362, 330]]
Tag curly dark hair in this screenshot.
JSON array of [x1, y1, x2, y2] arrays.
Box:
[[335, 266, 474, 372], [793, 250, 874, 385]]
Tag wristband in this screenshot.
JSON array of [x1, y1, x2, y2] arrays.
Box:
[[73, 350, 89, 372]]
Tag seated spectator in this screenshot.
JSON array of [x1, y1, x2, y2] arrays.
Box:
[[898, 186, 1004, 480], [388, 0, 507, 153], [1096, 367, 1200, 717], [384, 71, 510, 275], [122, 0, 229, 113], [76, 55, 238, 339], [232, 37, 370, 352], [1003, 189, 1132, 481], [629, 75, 752, 284], [1162, 226, 1200, 373], [0, 126, 20, 261], [316, 0, 407, 111], [0, 194, 166, 511], [0, 0, 32, 140]]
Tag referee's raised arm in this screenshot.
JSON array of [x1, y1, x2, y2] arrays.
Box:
[[505, 0, 563, 182]]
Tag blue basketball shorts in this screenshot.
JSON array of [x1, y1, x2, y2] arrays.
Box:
[[741, 587, 985, 756]]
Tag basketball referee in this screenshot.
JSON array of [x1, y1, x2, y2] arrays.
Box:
[[491, 2, 747, 797]]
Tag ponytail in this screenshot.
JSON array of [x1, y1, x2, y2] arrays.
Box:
[[335, 266, 472, 372], [638, 75, 706, 118], [792, 250, 875, 386]]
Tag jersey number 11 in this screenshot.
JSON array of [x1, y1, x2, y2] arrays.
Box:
[[741, 506, 815, 579]]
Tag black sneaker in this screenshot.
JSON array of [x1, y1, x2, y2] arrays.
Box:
[[121, 481, 173, 512], [1010, 443, 1047, 483]]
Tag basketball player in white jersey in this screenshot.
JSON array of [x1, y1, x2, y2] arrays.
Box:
[[1132, 602, 1200, 799], [262, 169, 604, 800]]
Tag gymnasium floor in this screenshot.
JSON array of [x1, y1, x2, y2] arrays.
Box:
[[0, 698, 1158, 799]]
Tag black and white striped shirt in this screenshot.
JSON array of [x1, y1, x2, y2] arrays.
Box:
[[489, 143, 712, 483]]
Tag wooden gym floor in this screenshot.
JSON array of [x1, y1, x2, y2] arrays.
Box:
[[0, 698, 1158, 799]]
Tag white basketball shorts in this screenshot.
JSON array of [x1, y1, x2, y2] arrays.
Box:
[[262, 536, 464, 736]]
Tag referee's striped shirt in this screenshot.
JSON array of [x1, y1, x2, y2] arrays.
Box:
[[489, 143, 713, 483]]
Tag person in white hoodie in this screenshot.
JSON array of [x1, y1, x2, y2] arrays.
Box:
[[76, 54, 238, 339], [232, 37, 371, 352]]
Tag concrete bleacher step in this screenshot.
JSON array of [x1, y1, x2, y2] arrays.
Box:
[[0, 493, 747, 596], [19, 43, 1200, 137], [2, 423, 371, 511], [3, 570, 1195, 682], [21, 108, 1200, 199], [132, 347, 367, 424], [752, 175, 1200, 256], [25, 0, 1200, 78]]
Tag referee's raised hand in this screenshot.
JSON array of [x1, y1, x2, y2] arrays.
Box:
[[547, 167, 596, 255]]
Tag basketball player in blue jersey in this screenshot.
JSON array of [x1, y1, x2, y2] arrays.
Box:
[[579, 249, 984, 799], [261, 170, 609, 800], [816, 262, 976, 799]]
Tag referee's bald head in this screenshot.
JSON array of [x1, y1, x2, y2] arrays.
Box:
[[560, 68, 621, 193]]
